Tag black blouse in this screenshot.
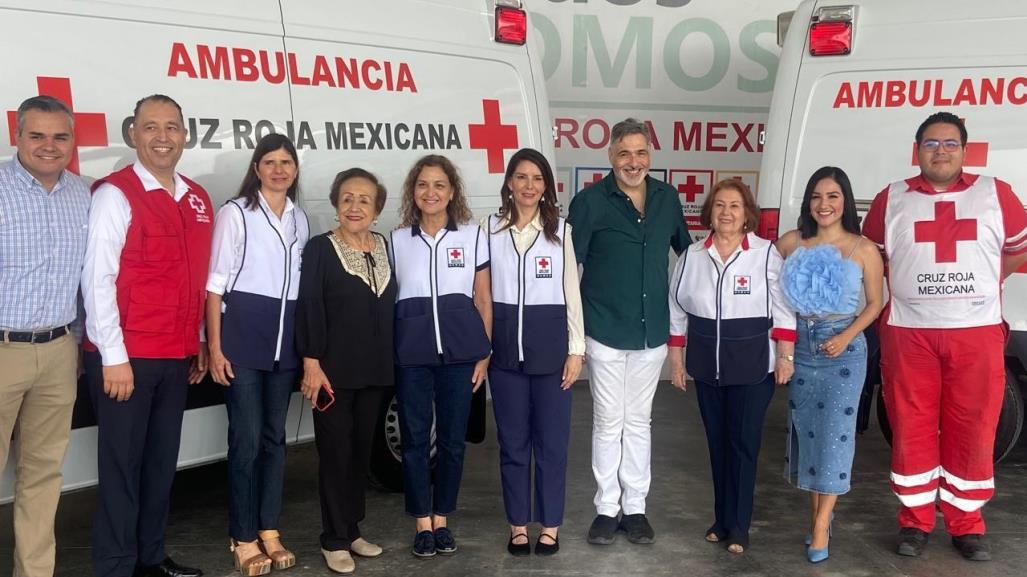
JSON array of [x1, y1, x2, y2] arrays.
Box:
[[296, 232, 396, 389]]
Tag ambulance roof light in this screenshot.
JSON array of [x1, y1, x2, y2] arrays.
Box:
[[496, 2, 527, 46], [809, 5, 855, 57]]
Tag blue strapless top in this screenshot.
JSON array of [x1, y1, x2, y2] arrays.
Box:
[[781, 244, 862, 317]]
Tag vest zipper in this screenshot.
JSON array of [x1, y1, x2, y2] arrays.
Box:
[[710, 250, 742, 382]]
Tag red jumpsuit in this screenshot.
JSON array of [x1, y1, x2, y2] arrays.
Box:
[[863, 172, 1027, 536]]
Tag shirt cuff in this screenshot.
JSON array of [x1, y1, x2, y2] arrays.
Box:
[[100, 344, 130, 366], [771, 328, 797, 343], [568, 338, 586, 356], [205, 274, 228, 294], [668, 334, 686, 347]]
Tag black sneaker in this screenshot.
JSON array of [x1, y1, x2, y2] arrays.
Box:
[[620, 514, 655, 544], [952, 534, 991, 561], [587, 514, 619, 545], [412, 530, 436, 558], [896, 527, 929, 557], [434, 527, 458, 555]]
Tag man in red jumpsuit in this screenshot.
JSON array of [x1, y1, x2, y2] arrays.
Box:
[[863, 112, 1027, 561]]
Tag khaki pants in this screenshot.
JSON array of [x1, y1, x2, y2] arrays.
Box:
[[0, 334, 78, 577]]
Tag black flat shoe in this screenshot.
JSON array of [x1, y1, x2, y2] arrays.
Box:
[[507, 533, 530, 556], [535, 533, 560, 556]]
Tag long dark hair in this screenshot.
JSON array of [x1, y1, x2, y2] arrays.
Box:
[[235, 133, 300, 209], [798, 166, 860, 239], [495, 148, 561, 244]]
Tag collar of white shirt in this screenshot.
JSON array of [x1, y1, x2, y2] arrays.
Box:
[[132, 161, 190, 202]]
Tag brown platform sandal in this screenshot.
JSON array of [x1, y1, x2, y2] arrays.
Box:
[[230, 539, 272, 577], [258, 529, 297, 570]]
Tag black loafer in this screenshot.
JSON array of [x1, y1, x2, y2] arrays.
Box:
[[896, 527, 929, 557], [952, 534, 991, 561], [535, 533, 559, 556], [620, 513, 655, 544], [507, 532, 530, 556], [434, 527, 457, 555], [135, 557, 203, 577], [412, 530, 436, 558], [587, 514, 618, 545]]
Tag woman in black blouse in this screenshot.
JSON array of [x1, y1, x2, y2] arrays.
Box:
[[296, 168, 396, 575]]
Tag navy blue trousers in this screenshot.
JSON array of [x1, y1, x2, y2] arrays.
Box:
[[86, 352, 189, 577], [694, 374, 775, 549], [396, 362, 475, 517], [489, 367, 572, 527]]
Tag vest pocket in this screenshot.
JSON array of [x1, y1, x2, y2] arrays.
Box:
[[124, 301, 177, 334], [143, 231, 183, 262], [441, 308, 490, 363], [395, 314, 438, 366]]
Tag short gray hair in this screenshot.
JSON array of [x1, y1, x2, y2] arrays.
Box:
[[610, 118, 650, 148], [16, 95, 74, 135]]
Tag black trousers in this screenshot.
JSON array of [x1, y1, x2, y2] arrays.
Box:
[[694, 374, 775, 549], [86, 352, 189, 577], [312, 387, 388, 551]]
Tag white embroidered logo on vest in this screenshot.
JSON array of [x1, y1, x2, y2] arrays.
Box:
[[447, 247, 465, 268], [535, 256, 553, 278], [187, 193, 210, 223]]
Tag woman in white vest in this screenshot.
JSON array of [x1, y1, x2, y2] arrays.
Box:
[[389, 155, 492, 558], [482, 148, 584, 556], [667, 179, 796, 555], [206, 133, 309, 576]]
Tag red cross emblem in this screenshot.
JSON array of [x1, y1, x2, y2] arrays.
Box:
[[468, 99, 518, 174], [736, 276, 748, 287], [7, 77, 108, 174], [447, 247, 465, 268], [583, 172, 604, 188], [535, 256, 553, 278], [677, 174, 705, 203], [733, 274, 751, 294], [914, 201, 977, 263]]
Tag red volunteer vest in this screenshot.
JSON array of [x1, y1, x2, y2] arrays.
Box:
[[87, 166, 213, 358]]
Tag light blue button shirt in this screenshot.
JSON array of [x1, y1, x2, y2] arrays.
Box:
[[0, 156, 90, 331]]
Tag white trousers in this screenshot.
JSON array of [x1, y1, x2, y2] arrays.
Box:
[[586, 337, 666, 517]]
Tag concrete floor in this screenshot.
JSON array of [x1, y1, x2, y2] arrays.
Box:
[[2, 382, 1026, 577]]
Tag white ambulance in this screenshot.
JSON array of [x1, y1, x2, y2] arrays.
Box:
[[0, 0, 552, 500], [758, 0, 1027, 460]]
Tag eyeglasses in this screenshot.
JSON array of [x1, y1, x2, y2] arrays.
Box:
[[313, 387, 335, 412], [919, 139, 962, 152]]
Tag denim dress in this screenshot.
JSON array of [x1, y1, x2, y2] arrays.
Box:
[[781, 244, 865, 494]]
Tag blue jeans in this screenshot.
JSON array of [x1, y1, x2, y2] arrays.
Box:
[[224, 365, 296, 541], [396, 362, 475, 517]]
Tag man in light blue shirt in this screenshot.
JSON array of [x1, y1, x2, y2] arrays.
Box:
[[0, 95, 91, 577]]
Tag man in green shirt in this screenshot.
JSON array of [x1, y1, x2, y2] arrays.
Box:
[[568, 118, 690, 546]]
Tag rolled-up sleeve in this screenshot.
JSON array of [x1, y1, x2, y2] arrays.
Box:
[[768, 245, 797, 342], [206, 202, 245, 295]]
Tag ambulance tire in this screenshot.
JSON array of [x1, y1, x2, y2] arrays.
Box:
[[875, 366, 1025, 463], [368, 391, 405, 493]]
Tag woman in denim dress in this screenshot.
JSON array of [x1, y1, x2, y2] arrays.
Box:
[[776, 166, 884, 563]]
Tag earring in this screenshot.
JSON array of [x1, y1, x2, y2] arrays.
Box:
[[373, 218, 379, 225]]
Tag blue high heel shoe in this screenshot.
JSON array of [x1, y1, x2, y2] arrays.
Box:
[[804, 512, 834, 546], [807, 541, 829, 563]]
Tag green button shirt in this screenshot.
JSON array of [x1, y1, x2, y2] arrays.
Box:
[[568, 173, 690, 350]]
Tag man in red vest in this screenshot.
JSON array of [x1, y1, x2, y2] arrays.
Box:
[[82, 95, 212, 577], [863, 112, 1027, 562]]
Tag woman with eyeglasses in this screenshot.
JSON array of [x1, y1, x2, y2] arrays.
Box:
[[296, 168, 396, 575]]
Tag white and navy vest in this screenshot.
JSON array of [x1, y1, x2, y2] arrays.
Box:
[[672, 234, 776, 386], [884, 177, 1004, 328], [488, 215, 568, 375], [390, 222, 491, 366], [220, 198, 309, 371]]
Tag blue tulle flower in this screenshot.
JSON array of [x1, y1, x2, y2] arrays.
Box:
[[781, 244, 862, 317]]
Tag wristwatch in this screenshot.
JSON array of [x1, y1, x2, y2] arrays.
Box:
[[781, 354, 794, 363]]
